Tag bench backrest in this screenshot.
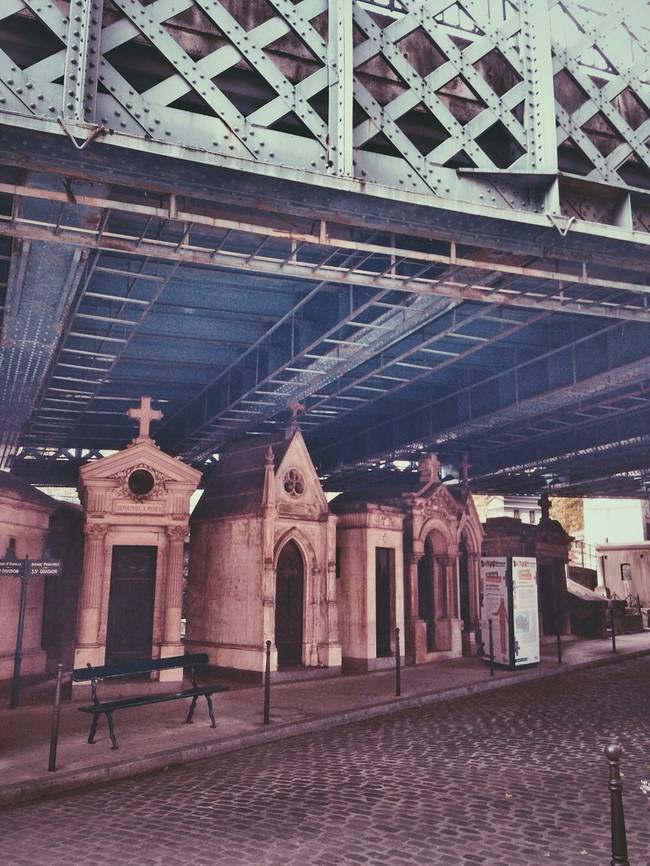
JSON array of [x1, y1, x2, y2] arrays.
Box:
[[72, 653, 209, 682]]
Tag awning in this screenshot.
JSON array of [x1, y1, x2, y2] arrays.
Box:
[[566, 577, 607, 603]]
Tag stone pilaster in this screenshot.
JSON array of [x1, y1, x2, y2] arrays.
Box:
[[74, 523, 107, 669], [405, 553, 428, 664], [163, 525, 187, 644], [469, 553, 481, 624], [318, 513, 342, 667], [159, 525, 187, 681]]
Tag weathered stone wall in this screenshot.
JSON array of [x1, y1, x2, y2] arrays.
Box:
[[185, 516, 265, 671], [0, 482, 54, 680]]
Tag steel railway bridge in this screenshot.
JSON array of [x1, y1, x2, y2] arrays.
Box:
[[0, 0, 649, 494]]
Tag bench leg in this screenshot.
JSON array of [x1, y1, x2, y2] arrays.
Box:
[[205, 693, 216, 728], [185, 695, 199, 724], [88, 713, 100, 744], [106, 712, 118, 750]]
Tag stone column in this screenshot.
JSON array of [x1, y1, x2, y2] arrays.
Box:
[[405, 553, 428, 664], [447, 556, 463, 656], [469, 553, 481, 624], [448, 556, 459, 619], [160, 525, 186, 681], [73, 523, 107, 669]]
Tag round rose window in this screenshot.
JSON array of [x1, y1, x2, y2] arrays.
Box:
[[283, 468, 305, 497], [128, 468, 155, 497]]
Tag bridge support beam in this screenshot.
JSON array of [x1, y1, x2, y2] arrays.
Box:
[[63, 0, 104, 123], [328, 0, 354, 178]]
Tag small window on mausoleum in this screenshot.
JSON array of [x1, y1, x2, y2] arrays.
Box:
[[283, 468, 305, 497], [128, 468, 155, 498]]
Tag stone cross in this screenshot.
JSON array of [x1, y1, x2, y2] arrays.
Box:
[[538, 491, 551, 522], [127, 396, 163, 442], [286, 402, 304, 438], [418, 453, 441, 484], [459, 453, 471, 485]]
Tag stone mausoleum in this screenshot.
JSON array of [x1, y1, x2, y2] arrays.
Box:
[[73, 398, 201, 681], [329, 495, 405, 674], [186, 426, 341, 678], [482, 494, 573, 639], [0, 474, 57, 681], [331, 454, 484, 667]]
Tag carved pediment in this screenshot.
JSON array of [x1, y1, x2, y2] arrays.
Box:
[[418, 484, 462, 525], [274, 432, 329, 516], [79, 438, 201, 524], [79, 440, 202, 488]]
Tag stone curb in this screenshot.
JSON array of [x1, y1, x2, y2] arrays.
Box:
[[2, 645, 649, 810]]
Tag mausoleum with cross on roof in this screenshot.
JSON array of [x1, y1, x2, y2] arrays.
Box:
[[73, 397, 201, 682]]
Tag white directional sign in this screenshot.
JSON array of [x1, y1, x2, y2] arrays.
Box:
[[0, 559, 62, 577]]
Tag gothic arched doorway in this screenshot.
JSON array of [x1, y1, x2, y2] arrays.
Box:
[[275, 540, 304, 667]]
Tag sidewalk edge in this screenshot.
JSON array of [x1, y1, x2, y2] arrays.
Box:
[[2, 646, 648, 809]]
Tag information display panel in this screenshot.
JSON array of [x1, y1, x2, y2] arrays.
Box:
[[511, 557, 540, 666], [480, 556, 540, 670], [480, 557, 510, 666]]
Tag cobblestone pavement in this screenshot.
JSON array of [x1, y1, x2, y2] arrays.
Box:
[[2, 659, 650, 866]]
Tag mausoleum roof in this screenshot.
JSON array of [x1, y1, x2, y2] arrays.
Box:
[[0, 471, 58, 512], [330, 467, 465, 512], [192, 432, 294, 520]]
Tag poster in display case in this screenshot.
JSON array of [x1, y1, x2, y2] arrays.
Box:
[[480, 556, 540, 670]]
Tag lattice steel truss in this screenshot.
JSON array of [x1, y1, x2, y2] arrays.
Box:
[[1, 0, 650, 495], [0, 0, 648, 229]]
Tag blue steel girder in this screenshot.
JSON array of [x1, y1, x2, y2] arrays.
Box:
[[308, 319, 650, 470], [1, 167, 649, 480], [468, 386, 650, 480], [471, 432, 650, 496], [0, 174, 108, 467], [0, 177, 647, 321], [23, 250, 308, 447], [1, 0, 650, 496], [157, 285, 459, 457]]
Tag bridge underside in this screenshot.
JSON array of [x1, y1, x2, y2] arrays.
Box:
[[1, 0, 649, 496]]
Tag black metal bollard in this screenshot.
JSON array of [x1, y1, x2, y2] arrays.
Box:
[[395, 627, 401, 697], [610, 605, 617, 654], [488, 619, 495, 677], [48, 663, 64, 772], [605, 744, 630, 866], [9, 560, 30, 709], [263, 640, 271, 725]]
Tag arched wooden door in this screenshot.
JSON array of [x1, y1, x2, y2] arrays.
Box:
[[275, 540, 304, 667]]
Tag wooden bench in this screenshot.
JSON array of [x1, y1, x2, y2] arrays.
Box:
[[72, 653, 227, 750]]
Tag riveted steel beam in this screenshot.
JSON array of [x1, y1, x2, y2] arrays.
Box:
[[63, 0, 104, 123], [328, 0, 354, 176]]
